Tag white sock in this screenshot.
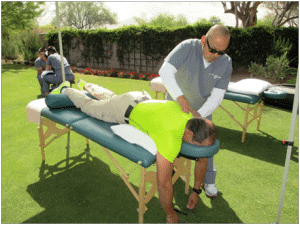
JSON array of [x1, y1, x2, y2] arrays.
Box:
[[61, 87, 68, 94]]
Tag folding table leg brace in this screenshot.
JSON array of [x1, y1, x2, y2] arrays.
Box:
[[219, 100, 264, 142], [37, 116, 193, 223]]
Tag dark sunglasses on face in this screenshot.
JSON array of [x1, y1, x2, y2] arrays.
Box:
[[206, 38, 226, 55]]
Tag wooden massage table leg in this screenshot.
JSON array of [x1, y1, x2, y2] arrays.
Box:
[[38, 117, 92, 162], [220, 100, 264, 143], [242, 100, 264, 142], [173, 157, 192, 195], [139, 167, 147, 224], [38, 122, 46, 161], [155, 91, 166, 100], [184, 159, 192, 195], [242, 104, 250, 143], [38, 117, 71, 161], [256, 100, 264, 130], [85, 138, 91, 160]]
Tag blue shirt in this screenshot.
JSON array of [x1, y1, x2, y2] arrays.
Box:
[[165, 39, 232, 111], [46, 53, 73, 79], [34, 57, 46, 76]]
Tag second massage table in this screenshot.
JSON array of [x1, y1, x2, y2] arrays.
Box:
[[150, 77, 287, 142]]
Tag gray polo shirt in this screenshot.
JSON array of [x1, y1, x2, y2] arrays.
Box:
[[34, 57, 46, 76], [46, 53, 73, 79], [165, 38, 232, 111]]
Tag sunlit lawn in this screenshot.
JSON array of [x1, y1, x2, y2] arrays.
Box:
[[2, 64, 298, 223]]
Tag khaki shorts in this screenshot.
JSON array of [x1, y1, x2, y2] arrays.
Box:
[[64, 83, 152, 124]]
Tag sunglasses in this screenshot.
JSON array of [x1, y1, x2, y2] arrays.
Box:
[[206, 38, 226, 55]]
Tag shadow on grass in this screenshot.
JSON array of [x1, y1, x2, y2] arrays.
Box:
[[24, 127, 243, 223], [25, 155, 149, 223], [217, 126, 299, 166], [173, 179, 243, 223], [2, 64, 31, 73], [264, 102, 295, 113], [24, 152, 243, 223]]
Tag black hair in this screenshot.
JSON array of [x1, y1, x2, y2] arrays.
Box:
[[186, 118, 217, 144], [47, 46, 57, 54], [38, 47, 46, 53]]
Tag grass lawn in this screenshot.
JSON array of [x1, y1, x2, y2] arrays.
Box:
[[2, 63, 299, 223]]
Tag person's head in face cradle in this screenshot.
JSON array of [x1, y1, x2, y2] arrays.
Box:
[[183, 118, 217, 147], [201, 24, 230, 63], [38, 48, 47, 62]]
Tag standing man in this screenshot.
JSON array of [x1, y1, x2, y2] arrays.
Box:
[[34, 48, 47, 96], [159, 25, 232, 204], [43, 46, 75, 96]]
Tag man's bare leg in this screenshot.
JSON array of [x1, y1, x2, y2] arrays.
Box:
[[156, 152, 179, 223]]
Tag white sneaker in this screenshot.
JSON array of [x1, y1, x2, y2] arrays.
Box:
[[204, 184, 218, 198]]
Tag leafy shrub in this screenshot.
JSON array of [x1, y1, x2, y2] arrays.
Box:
[[1, 30, 23, 59], [19, 28, 41, 61], [249, 52, 297, 83], [271, 36, 293, 58]]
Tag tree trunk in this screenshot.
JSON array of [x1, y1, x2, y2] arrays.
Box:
[[222, 1, 261, 28], [235, 2, 239, 27]]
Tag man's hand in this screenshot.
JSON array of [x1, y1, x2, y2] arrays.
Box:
[[177, 95, 193, 114], [45, 64, 51, 71], [177, 95, 201, 118], [166, 212, 179, 223]]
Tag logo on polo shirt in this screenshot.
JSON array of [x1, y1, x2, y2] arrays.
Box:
[[208, 73, 221, 79]]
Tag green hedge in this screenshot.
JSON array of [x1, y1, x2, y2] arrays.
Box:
[[46, 24, 298, 68]]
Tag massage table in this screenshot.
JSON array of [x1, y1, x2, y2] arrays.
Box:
[[26, 93, 220, 223], [150, 77, 287, 142]]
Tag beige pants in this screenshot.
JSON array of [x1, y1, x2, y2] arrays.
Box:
[[64, 83, 151, 124]]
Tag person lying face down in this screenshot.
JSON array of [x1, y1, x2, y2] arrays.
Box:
[[50, 80, 217, 223]]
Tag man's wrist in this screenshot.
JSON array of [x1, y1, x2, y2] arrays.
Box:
[[176, 95, 188, 103]]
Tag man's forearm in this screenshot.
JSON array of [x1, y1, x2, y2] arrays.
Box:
[[45, 65, 51, 71], [177, 95, 201, 117], [198, 88, 226, 118], [194, 158, 207, 189]]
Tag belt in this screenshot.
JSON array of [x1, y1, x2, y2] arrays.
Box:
[[124, 105, 134, 124], [124, 96, 150, 124]]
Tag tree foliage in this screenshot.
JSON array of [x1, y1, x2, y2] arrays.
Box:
[[134, 13, 189, 28], [51, 2, 117, 29], [1, 2, 44, 37], [194, 16, 223, 26], [256, 13, 274, 27]]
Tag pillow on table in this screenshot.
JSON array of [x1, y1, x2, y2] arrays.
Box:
[[111, 124, 157, 155], [227, 79, 272, 96]]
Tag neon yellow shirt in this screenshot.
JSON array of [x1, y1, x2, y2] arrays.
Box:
[[129, 100, 192, 162]]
